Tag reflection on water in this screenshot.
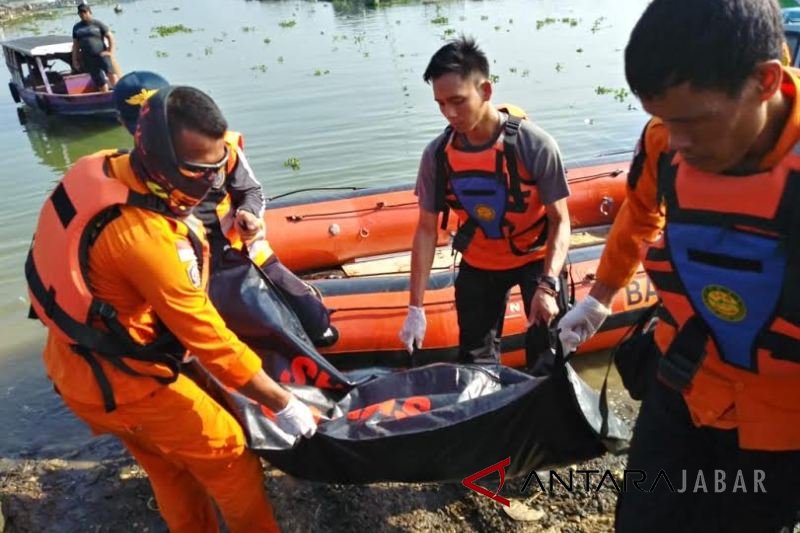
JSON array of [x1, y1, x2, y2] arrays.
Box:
[[20, 111, 131, 174], [0, 0, 650, 457]]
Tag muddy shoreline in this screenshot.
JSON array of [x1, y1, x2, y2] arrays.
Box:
[[0, 390, 639, 533]]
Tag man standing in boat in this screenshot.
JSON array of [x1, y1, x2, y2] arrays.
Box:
[[558, 0, 800, 530], [401, 37, 571, 367], [71, 3, 119, 91], [26, 85, 316, 531]]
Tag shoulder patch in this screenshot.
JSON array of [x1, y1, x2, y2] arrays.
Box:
[[187, 262, 201, 288], [176, 240, 196, 263]]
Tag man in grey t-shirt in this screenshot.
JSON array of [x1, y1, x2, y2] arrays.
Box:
[[71, 3, 119, 91], [399, 37, 571, 368]]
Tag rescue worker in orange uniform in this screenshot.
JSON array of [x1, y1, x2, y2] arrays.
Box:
[[26, 86, 317, 532], [400, 37, 571, 367], [558, 1, 800, 531], [113, 71, 333, 345]]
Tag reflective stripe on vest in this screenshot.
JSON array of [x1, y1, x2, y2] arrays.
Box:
[[643, 147, 800, 389], [192, 130, 275, 268]]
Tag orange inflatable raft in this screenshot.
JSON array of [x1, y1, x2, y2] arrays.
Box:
[[303, 233, 657, 370], [257, 159, 655, 371], [265, 160, 629, 273]]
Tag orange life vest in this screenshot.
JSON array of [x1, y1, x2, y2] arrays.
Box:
[[434, 105, 548, 270], [194, 131, 274, 267], [25, 151, 207, 411], [643, 147, 800, 447]]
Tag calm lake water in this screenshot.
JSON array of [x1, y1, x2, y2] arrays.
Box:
[[0, 0, 648, 457]]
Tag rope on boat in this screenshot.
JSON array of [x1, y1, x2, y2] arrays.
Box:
[[267, 186, 366, 202], [284, 201, 418, 222]]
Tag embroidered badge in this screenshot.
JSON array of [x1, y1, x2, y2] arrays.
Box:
[[125, 88, 159, 107], [702, 285, 746, 322], [475, 204, 496, 222], [187, 262, 201, 288]]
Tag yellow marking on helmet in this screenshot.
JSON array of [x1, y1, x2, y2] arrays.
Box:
[[145, 180, 168, 199], [125, 88, 159, 107]]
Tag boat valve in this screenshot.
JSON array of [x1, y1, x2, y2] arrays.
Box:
[[328, 223, 341, 236], [359, 227, 370, 239], [600, 196, 613, 217]]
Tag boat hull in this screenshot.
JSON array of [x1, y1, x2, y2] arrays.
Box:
[[18, 86, 116, 117], [265, 161, 630, 273]]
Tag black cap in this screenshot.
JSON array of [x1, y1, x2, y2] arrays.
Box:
[[113, 71, 170, 134], [77, 3, 90, 13]]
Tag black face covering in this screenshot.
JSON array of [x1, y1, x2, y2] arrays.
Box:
[[130, 86, 216, 215]]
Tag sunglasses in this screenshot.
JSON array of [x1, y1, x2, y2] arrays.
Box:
[[178, 145, 229, 188]]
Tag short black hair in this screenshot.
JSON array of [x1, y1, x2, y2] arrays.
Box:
[[423, 36, 490, 83], [625, 0, 784, 99], [166, 86, 227, 139], [77, 3, 90, 13]]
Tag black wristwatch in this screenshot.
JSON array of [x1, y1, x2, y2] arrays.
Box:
[[538, 275, 561, 293]]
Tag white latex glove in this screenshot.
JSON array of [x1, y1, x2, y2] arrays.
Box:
[[399, 305, 426, 354], [275, 396, 316, 439], [557, 295, 612, 353]]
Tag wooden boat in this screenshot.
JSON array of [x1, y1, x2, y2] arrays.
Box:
[[2, 35, 115, 117], [264, 160, 629, 273], [306, 227, 656, 369]]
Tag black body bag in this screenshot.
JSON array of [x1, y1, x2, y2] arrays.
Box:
[[197, 247, 630, 483]]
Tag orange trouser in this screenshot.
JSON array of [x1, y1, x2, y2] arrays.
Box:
[[62, 374, 279, 533]]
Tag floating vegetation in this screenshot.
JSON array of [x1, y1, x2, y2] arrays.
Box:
[[509, 67, 517, 74], [277, 56, 284, 64], [363, 52, 370, 58], [151, 24, 193, 37], [591, 17, 607, 33], [521, 69, 530, 78], [443, 28, 456, 37], [264, 37, 272, 44], [595, 86, 629, 102], [284, 157, 301, 171], [204, 46, 213, 56], [508, 18, 514, 24], [536, 17, 556, 30], [251, 64, 268, 73], [279, 19, 297, 28], [242, 26, 256, 32], [494, 25, 501, 31], [555, 62, 563, 72], [155, 50, 169, 58], [313, 69, 331, 76], [172, 6, 180, 10], [576, 48, 583, 53], [213, 37, 224, 43], [431, 16, 448, 25], [489, 74, 500, 84], [536, 17, 579, 30], [480, 15, 489, 21]]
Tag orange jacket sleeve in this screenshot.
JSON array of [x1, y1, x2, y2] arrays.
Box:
[[595, 119, 668, 290], [120, 218, 263, 389]]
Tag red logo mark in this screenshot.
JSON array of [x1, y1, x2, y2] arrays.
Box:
[[462, 457, 511, 507]]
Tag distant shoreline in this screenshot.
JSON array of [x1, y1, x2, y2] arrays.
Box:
[[0, 0, 116, 28]]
